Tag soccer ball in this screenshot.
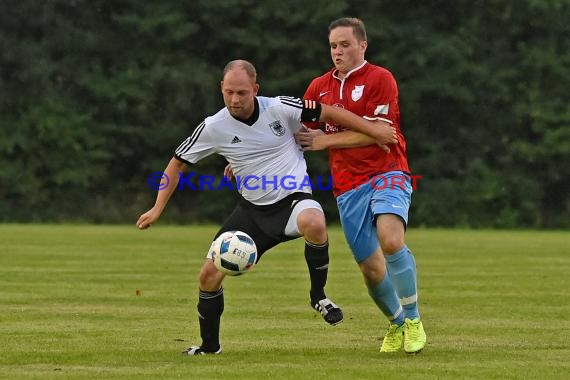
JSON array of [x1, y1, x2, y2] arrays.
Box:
[[211, 231, 257, 276]]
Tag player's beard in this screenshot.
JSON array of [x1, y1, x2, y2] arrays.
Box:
[[228, 103, 253, 119], [228, 107, 243, 118]]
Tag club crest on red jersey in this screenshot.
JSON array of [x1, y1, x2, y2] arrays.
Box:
[[269, 120, 285, 136], [351, 85, 365, 101]]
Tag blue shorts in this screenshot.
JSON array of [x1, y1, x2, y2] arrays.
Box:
[[336, 171, 412, 263]]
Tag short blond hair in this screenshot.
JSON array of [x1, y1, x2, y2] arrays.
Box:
[[328, 17, 367, 42], [222, 60, 257, 81]]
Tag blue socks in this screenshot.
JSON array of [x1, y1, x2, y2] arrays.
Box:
[[367, 274, 405, 326], [385, 246, 419, 320]]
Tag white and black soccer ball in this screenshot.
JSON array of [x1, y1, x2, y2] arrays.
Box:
[[211, 231, 257, 276]]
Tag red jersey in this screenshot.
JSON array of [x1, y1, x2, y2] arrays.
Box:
[[304, 61, 410, 197]]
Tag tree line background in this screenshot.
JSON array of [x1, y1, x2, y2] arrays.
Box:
[[1, 0, 569, 228]]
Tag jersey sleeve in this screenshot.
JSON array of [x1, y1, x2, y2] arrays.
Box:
[[174, 120, 216, 164], [364, 70, 399, 125], [275, 96, 322, 132]]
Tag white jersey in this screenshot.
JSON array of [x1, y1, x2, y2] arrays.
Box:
[[175, 96, 315, 205]]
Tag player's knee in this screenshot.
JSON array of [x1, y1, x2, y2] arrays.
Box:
[[380, 236, 404, 255], [377, 214, 406, 254], [303, 217, 326, 236], [298, 211, 327, 241], [199, 261, 224, 290]]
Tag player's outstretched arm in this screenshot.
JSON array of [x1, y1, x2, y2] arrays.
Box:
[[319, 104, 397, 145], [136, 157, 188, 230]]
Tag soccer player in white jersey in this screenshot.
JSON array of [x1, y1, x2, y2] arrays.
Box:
[[136, 59, 397, 355]]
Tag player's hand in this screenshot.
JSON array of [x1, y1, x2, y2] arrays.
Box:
[[374, 122, 398, 145], [223, 163, 234, 181], [136, 208, 161, 230], [295, 127, 326, 151]]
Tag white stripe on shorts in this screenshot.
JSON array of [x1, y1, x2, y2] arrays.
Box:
[[284, 199, 324, 237]]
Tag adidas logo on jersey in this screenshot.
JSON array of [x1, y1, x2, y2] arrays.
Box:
[[231, 136, 242, 144]]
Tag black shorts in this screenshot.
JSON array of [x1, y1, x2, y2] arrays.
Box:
[[213, 192, 313, 259]]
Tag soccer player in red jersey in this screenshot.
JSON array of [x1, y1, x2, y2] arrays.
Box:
[[297, 17, 427, 353]]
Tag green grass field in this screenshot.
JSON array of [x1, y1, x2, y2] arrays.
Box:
[[1, 225, 569, 380]]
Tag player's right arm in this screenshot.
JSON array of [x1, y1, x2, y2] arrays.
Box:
[[136, 157, 188, 230], [296, 127, 383, 150], [317, 103, 396, 146]]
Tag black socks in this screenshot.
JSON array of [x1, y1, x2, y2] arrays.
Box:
[[304, 240, 329, 302], [197, 288, 224, 352]]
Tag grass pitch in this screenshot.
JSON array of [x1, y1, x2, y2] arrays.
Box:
[[0, 225, 569, 379]]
